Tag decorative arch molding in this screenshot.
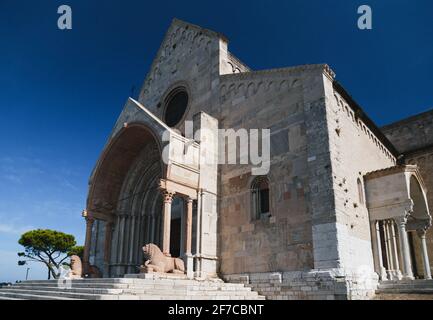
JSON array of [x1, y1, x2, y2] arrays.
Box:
[[407, 173, 431, 230], [86, 122, 166, 221], [86, 98, 202, 221], [84, 99, 219, 278]]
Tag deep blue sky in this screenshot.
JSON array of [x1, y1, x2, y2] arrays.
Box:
[[0, 0, 432, 282]]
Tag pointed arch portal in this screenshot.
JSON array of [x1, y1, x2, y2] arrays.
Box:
[[83, 99, 219, 279]]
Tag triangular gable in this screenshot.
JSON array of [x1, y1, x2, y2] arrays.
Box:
[[138, 18, 226, 101]]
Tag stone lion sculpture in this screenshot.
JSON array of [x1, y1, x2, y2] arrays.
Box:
[[68, 255, 83, 279], [140, 243, 185, 274]]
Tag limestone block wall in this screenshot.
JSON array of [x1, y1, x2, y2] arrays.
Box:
[[382, 109, 433, 277], [221, 72, 391, 297], [221, 52, 251, 75], [133, 19, 223, 135], [323, 77, 396, 274], [217, 66, 333, 275], [224, 270, 378, 300], [382, 110, 433, 153], [301, 70, 336, 271]]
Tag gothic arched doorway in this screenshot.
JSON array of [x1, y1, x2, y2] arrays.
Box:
[[86, 124, 166, 277]]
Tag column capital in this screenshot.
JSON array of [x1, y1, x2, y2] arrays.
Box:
[[161, 190, 175, 204], [85, 216, 95, 226], [394, 216, 407, 227], [185, 197, 194, 204], [117, 211, 130, 218], [82, 209, 94, 223], [417, 229, 427, 238]]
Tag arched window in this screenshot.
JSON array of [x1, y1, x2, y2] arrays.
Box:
[[357, 178, 365, 206], [251, 176, 270, 220]]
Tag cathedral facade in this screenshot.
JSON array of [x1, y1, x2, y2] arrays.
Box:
[[83, 19, 433, 300]]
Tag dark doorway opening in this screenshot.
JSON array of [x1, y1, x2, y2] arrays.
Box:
[[170, 218, 181, 257]]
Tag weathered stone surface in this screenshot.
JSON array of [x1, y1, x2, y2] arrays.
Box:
[[81, 18, 433, 300]]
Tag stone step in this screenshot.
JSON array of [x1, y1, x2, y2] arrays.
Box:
[[19, 278, 244, 287], [379, 279, 433, 286], [378, 283, 433, 289], [376, 279, 433, 297], [0, 288, 125, 300], [130, 283, 251, 290], [13, 283, 252, 294], [4, 285, 258, 298], [124, 289, 258, 296], [374, 293, 433, 300], [0, 290, 79, 300], [14, 281, 251, 292], [377, 288, 433, 294], [20, 278, 135, 285], [0, 288, 262, 301], [14, 282, 131, 289], [5, 286, 125, 295], [1, 277, 265, 300], [0, 295, 24, 300]]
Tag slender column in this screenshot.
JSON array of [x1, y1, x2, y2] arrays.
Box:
[[161, 190, 174, 256], [371, 220, 387, 280], [103, 221, 113, 277], [383, 220, 394, 278], [150, 215, 155, 244], [104, 221, 114, 263], [185, 198, 193, 255], [417, 229, 432, 280], [128, 216, 136, 266], [147, 215, 153, 244], [82, 210, 95, 275], [195, 189, 204, 276], [389, 221, 402, 280], [118, 213, 128, 263], [111, 215, 120, 266], [184, 197, 194, 278], [395, 216, 414, 279]]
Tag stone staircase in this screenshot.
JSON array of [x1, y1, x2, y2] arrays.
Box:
[[0, 276, 265, 300], [374, 279, 433, 300]]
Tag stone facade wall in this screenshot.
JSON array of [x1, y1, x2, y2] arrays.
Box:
[[216, 65, 384, 299], [133, 19, 223, 134], [217, 67, 329, 275], [224, 270, 378, 300], [322, 77, 396, 275], [382, 109, 433, 277], [220, 52, 251, 75], [382, 110, 433, 153], [87, 19, 433, 298]]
